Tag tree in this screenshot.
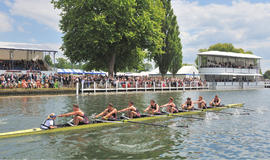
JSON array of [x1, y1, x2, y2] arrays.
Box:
[[154, 0, 182, 77], [56, 58, 70, 69], [52, 0, 165, 76], [169, 53, 182, 77], [199, 43, 253, 54], [264, 70, 270, 79], [44, 55, 53, 66]]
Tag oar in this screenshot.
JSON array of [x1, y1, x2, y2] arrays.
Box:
[[170, 115, 204, 120], [121, 113, 188, 128], [239, 108, 256, 112], [125, 120, 188, 128], [207, 111, 249, 115]]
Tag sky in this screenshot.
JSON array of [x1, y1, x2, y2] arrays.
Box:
[[0, 0, 270, 72]]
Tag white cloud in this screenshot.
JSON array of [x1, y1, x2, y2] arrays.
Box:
[[0, 12, 13, 32], [10, 0, 60, 31], [172, 0, 270, 71]]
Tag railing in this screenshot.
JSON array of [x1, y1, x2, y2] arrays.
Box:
[[77, 81, 209, 95], [199, 67, 259, 74]]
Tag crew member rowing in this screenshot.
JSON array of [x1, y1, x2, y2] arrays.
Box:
[[181, 97, 194, 110], [58, 104, 89, 126], [96, 103, 118, 120], [194, 96, 207, 109], [160, 97, 178, 113], [210, 95, 221, 107], [144, 100, 160, 114], [118, 101, 141, 118]]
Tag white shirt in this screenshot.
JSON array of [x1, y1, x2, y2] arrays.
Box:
[[40, 119, 54, 130]]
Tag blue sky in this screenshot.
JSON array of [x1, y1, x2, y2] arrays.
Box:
[[0, 0, 270, 72]]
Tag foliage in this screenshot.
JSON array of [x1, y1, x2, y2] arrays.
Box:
[[199, 43, 253, 54], [52, 0, 165, 76], [56, 58, 83, 69], [44, 55, 53, 66], [264, 70, 270, 79], [154, 0, 182, 77]]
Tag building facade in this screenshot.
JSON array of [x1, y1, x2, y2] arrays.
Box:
[[197, 51, 264, 89]]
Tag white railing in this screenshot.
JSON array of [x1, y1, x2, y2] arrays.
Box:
[[77, 81, 209, 95], [199, 67, 259, 74]]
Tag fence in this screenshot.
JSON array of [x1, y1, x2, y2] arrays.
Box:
[[76, 81, 209, 95]]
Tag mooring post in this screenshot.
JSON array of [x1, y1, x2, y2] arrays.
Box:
[[94, 81, 96, 94], [81, 80, 84, 95], [105, 81, 108, 93], [76, 82, 79, 95]]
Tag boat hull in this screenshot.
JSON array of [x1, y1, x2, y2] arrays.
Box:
[[0, 103, 243, 139]]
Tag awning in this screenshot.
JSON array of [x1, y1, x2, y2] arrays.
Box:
[[57, 69, 84, 74]]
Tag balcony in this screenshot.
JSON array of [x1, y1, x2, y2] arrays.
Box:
[[199, 67, 260, 75]]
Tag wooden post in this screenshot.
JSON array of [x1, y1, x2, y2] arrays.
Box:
[[183, 82, 185, 91], [126, 81, 128, 92], [169, 82, 171, 91], [154, 82, 156, 92], [136, 81, 138, 92], [115, 81, 119, 92], [176, 82, 178, 91], [76, 82, 79, 95], [145, 82, 147, 92], [94, 81, 96, 94], [81, 80, 84, 94], [105, 81, 108, 93]]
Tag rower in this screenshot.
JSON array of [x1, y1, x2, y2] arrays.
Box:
[[58, 104, 89, 125], [160, 97, 178, 113], [118, 101, 141, 118], [210, 95, 221, 107], [40, 113, 57, 130], [144, 100, 160, 114], [95, 103, 118, 120], [194, 96, 207, 109], [181, 97, 194, 110]]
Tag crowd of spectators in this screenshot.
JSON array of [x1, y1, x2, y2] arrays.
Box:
[[201, 60, 256, 69], [0, 73, 206, 89], [0, 60, 46, 71]]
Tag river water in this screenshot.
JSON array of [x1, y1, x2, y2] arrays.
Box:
[[0, 89, 270, 159]]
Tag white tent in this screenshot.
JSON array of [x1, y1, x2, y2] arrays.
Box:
[[176, 65, 199, 77], [148, 67, 172, 75]]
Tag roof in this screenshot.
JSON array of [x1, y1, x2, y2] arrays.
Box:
[[57, 69, 106, 75], [197, 51, 261, 59], [199, 72, 262, 76], [0, 42, 58, 52], [148, 67, 171, 74], [177, 65, 199, 75]]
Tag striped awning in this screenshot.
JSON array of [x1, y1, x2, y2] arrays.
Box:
[[57, 69, 106, 75], [57, 69, 84, 74]]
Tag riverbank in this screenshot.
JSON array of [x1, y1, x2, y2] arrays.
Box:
[[0, 88, 76, 96]]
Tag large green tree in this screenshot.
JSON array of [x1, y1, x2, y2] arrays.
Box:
[[52, 0, 165, 76], [154, 0, 182, 77]]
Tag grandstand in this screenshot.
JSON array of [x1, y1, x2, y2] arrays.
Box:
[[0, 42, 57, 74]]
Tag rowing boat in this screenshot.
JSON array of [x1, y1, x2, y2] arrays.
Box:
[[0, 103, 243, 139]]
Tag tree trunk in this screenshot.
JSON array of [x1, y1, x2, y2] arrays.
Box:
[[108, 53, 116, 77]]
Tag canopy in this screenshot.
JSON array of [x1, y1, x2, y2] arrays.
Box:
[[176, 66, 199, 75], [57, 69, 84, 74], [197, 51, 261, 59], [148, 67, 172, 75]]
